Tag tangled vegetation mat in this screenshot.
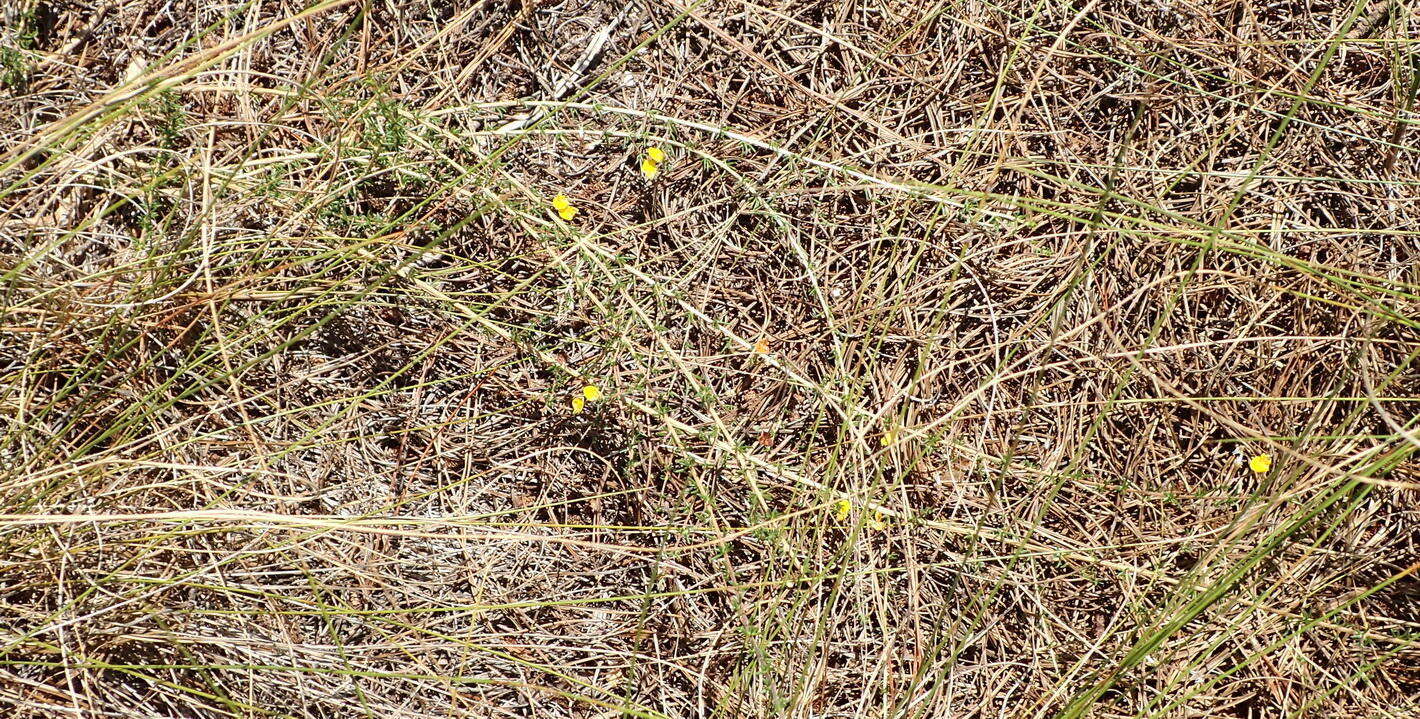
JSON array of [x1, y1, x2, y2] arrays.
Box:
[[1, 0, 1417, 717]]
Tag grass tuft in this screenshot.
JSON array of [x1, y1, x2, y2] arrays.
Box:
[[1, 0, 1417, 717]]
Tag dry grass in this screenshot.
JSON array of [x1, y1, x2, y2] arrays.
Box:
[[1, 0, 1417, 717]]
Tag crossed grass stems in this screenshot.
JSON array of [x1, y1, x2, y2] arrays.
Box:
[[0, 0, 1417, 716]]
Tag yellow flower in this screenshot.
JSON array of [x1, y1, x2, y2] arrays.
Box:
[[552, 193, 578, 220], [640, 156, 660, 180], [646, 146, 666, 163], [571, 396, 586, 414], [753, 337, 770, 354], [1249, 453, 1272, 474], [582, 384, 602, 401], [833, 498, 851, 521], [880, 430, 896, 447]]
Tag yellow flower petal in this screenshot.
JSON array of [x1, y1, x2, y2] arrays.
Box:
[[582, 385, 602, 401], [753, 337, 770, 354], [571, 396, 585, 414], [640, 157, 659, 180], [832, 498, 851, 522], [880, 430, 896, 447], [646, 147, 666, 163], [1249, 453, 1272, 473], [552, 194, 578, 220]]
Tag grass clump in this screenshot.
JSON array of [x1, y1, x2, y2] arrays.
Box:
[[0, 1, 1417, 717]]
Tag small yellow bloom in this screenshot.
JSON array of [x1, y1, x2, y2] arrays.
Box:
[[582, 384, 603, 401], [753, 337, 770, 354], [880, 430, 896, 447], [571, 396, 586, 414], [552, 193, 578, 220], [646, 146, 666, 163], [833, 498, 851, 521], [640, 157, 660, 180], [1249, 453, 1272, 473]]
